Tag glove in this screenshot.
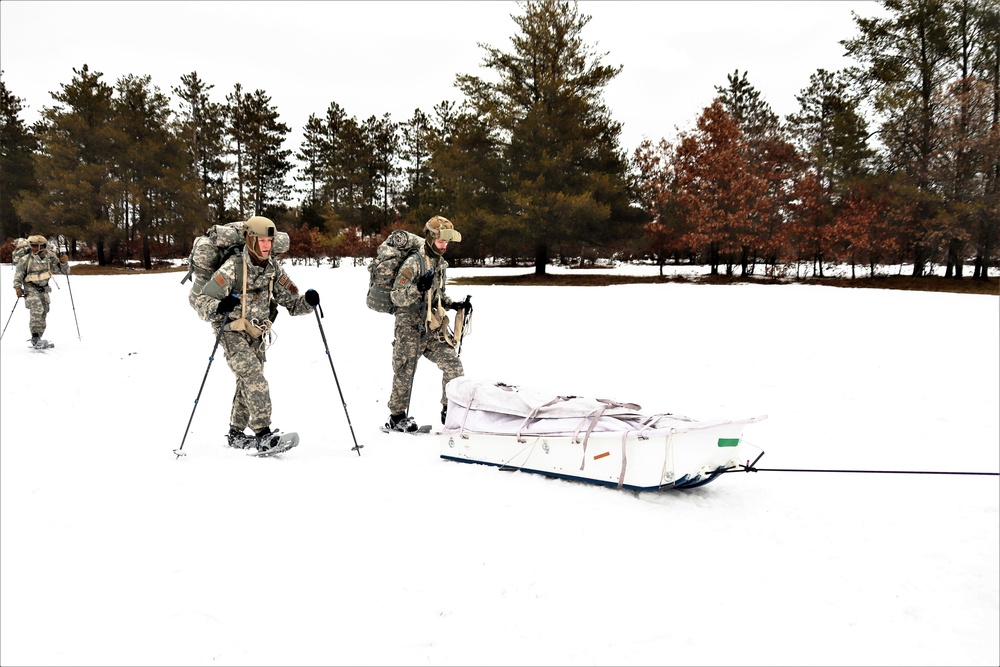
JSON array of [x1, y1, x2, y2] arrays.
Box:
[[415, 270, 434, 293], [59, 254, 69, 264], [15, 286, 24, 298], [216, 294, 240, 314], [449, 297, 472, 314], [305, 289, 320, 306]]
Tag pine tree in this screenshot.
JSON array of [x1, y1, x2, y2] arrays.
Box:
[[113, 73, 204, 268], [364, 112, 400, 233], [172, 71, 228, 224], [843, 0, 958, 276], [399, 108, 432, 218], [420, 99, 512, 264], [322, 101, 349, 211], [16, 64, 119, 263], [455, 0, 631, 274], [296, 113, 328, 206], [969, 1, 999, 279], [227, 86, 292, 217], [786, 68, 875, 276], [0, 74, 38, 240], [787, 68, 874, 187], [715, 70, 799, 276]]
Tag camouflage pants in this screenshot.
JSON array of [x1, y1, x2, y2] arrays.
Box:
[[22, 284, 51, 337], [219, 328, 272, 433], [389, 314, 464, 415]]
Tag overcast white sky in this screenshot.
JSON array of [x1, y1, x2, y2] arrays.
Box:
[[1, 1, 886, 156]]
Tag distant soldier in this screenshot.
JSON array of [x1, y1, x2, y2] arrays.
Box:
[[190, 216, 320, 452], [385, 216, 471, 432], [11, 238, 30, 264], [12, 235, 69, 349]]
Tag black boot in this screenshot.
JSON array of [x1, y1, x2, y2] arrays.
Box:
[[254, 427, 280, 451], [387, 412, 417, 433], [441, 406, 448, 425], [30, 334, 40, 348], [227, 426, 254, 449]]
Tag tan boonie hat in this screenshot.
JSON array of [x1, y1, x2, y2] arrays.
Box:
[[425, 215, 461, 242]]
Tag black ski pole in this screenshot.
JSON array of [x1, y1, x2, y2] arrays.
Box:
[[1, 296, 21, 341], [457, 295, 472, 356], [61, 243, 81, 340], [313, 303, 362, 456], [174, 324, 226, 458]]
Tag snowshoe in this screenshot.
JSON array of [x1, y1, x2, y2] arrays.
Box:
[[380, 413, 432, 434], [248, 431, 299, 458], [28, 336, 54, 350]]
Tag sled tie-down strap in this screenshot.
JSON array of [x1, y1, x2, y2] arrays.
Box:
[[454, 384, 480, 436], [516, 395, 578, 443], [574, 399, 641, 472]]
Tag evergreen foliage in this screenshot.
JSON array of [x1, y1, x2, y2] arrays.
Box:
[[454, 0, 634, 273], [0, 75, 38, 240], [173, 71, 229, 225], [0, 0, 995, 279]]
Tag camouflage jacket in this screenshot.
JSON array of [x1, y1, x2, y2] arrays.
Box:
[[13, 251, 66, 291], [390, 245, 455, 319], [191, 247, 313, 330]]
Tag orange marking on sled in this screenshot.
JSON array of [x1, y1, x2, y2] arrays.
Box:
[[593, 452, 610, 460]]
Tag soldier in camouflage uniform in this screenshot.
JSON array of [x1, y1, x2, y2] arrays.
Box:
[[12, 235, 69, 348], [386, 216, 471, 432], [191, 216, 320, 451]]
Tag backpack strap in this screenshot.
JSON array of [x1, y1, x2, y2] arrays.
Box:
[[420, 251, 434, 326], [227, 252, 276, 341], [240, 256, 248, 321]]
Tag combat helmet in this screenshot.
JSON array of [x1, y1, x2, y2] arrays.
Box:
[[27, 235, 47, 253], [244, 215, 276, 261]]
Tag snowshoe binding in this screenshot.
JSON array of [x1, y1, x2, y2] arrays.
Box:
[[248, 428, 299, 457], [29, 335, 54, 350], [226, 427, 256, 450], [380, 413, 432, 434]]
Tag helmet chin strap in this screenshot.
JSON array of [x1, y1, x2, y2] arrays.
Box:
[[246, 237, 271, 263]]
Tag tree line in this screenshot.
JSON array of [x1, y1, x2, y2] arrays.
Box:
[[0, 0, 997, 279]]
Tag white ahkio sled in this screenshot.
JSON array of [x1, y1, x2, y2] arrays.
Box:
[[440, 377, 767, 492]]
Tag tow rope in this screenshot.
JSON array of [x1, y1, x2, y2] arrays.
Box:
[[724, 452, 998, 477]]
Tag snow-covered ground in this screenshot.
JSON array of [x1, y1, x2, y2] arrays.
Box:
[[1, 261, 997, 666]]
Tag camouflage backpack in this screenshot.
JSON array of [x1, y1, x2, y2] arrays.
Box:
[[366, 230, 426, 314], [11, 238, 30, 264], [180, 221, 290, 309]]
